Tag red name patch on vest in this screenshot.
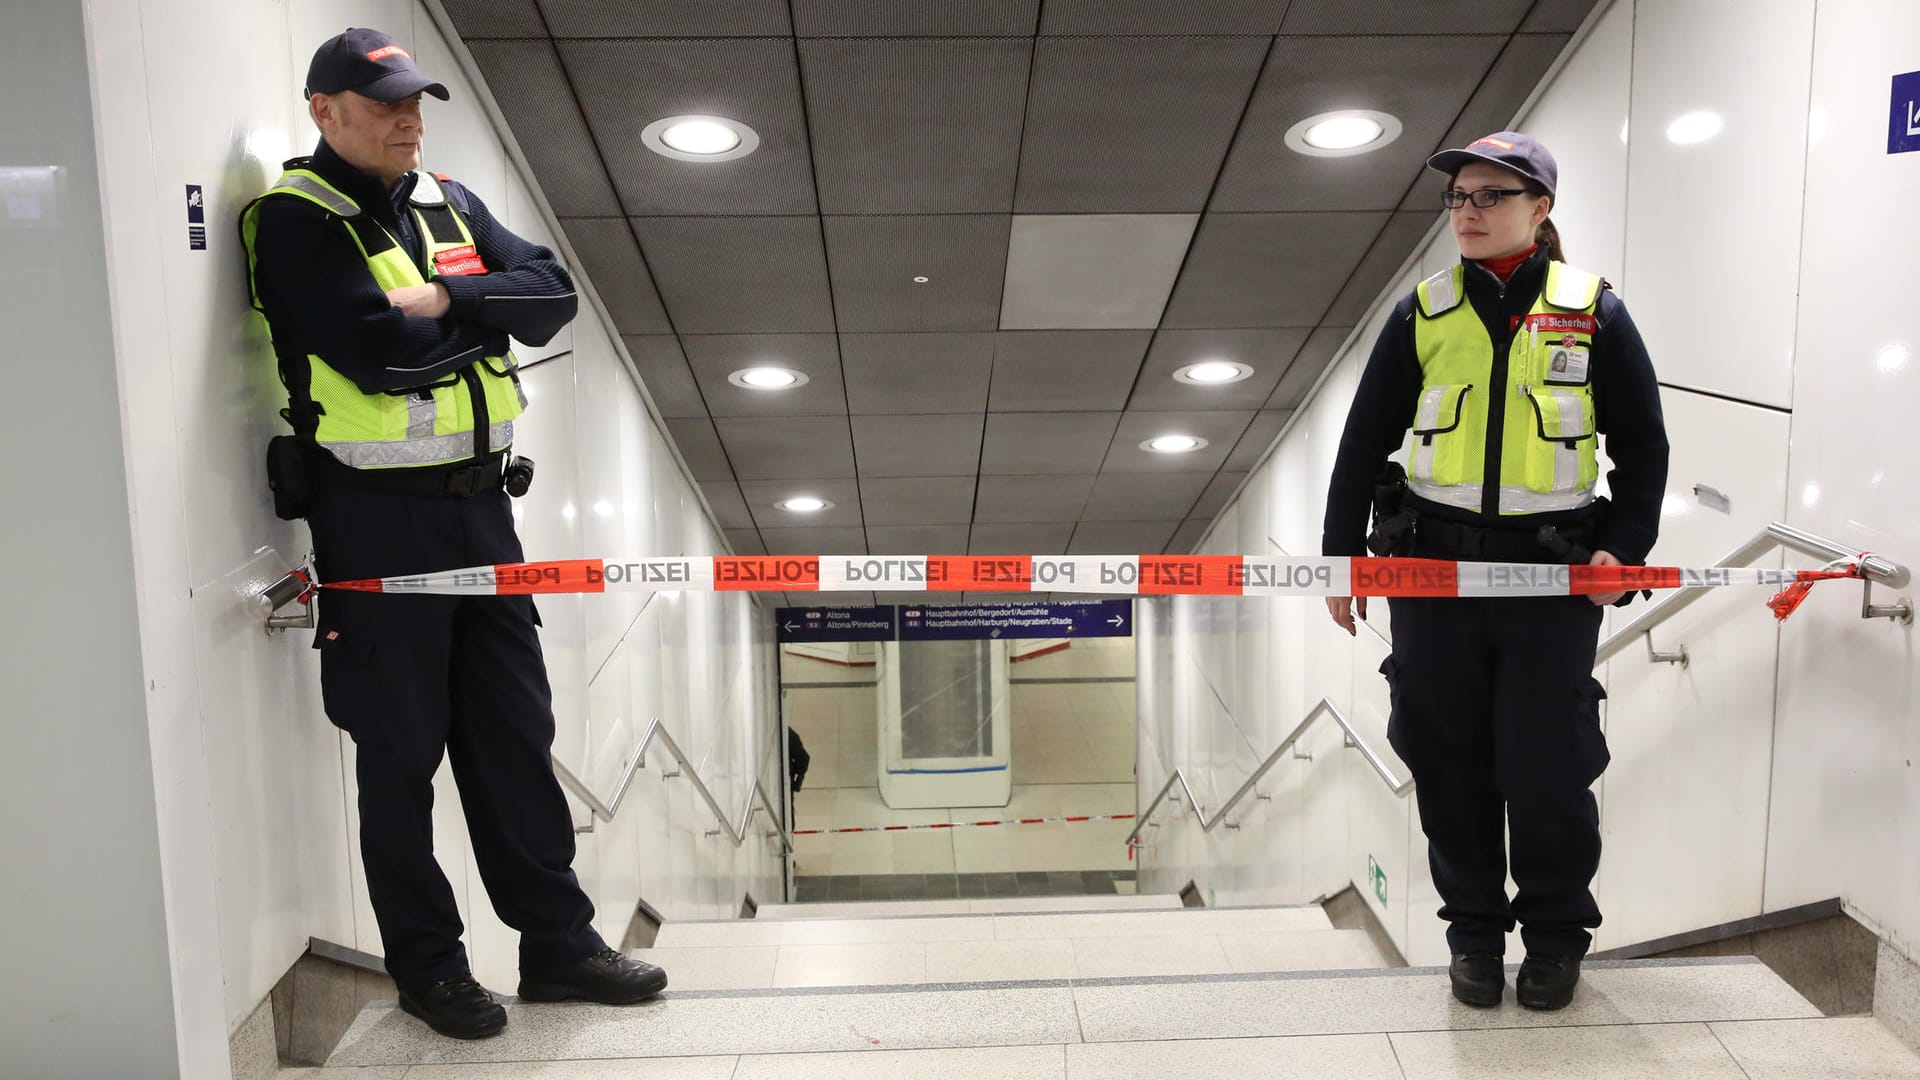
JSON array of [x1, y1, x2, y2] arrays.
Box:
[[433, 245, 486, 277], [1525, 312, 1597, 335]]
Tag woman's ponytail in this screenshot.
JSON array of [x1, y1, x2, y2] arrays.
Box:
[[1536, 215, 1566, 263]]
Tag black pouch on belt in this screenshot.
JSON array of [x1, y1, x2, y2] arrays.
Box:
[[1366, 462, 1417, 557], [266, 436, 316, 520]]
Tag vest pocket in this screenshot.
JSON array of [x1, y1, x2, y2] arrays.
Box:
[[1408, 383, 1472, 485], [1522, 386, 1597, 493]]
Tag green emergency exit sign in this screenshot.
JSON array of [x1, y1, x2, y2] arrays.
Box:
[[1368, 854, 1389, 905]]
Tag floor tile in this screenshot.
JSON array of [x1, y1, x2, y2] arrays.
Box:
[[734, 1043, 1066, 1080], [1710, 1016, 1920, 1078], [1066, 1033, 1402, 1079], [772, 943, 929, 988], [655, 915, 995, 949], [274, 1069, 408, 1079], [926, 938, 1076, 984], [1068, 934, 1232, 979], [1218, 929, 1390, 973], [630, 947, 778, 991], [402, 1059, 738, 1078], [991, 906, 1330, 941], [1390, 1022, 1747, 1079]]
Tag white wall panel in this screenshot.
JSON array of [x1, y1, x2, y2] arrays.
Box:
[[1521, 0, 1632, 289], [1622, 0, 1813, 408]]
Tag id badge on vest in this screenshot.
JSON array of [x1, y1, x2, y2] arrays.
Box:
[[1547, 339, 1590, 384]]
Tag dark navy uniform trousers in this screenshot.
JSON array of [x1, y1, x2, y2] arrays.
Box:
[[1382, 593, 1610, 959], [309, 482, 604, 991]]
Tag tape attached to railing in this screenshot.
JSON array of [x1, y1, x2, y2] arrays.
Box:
[[321, 553, 1865, 609]]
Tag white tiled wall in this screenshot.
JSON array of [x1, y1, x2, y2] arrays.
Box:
[[81, 0, 780, 1059], [1139, 0, 1920, 969]]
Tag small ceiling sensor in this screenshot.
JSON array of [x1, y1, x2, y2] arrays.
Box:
[[1174, 360, 1253, 386], [728, 366, 809, 390], [1284, 109, 1403, 158], [1142, 434, 1208, 454], [776, 496, 833, 513], [642, 115, 761, 162]]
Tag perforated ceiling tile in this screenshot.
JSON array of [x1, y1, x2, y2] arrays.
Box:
[[988, 331, 1152, 412], [840, 333, 994, 415], [1521, 0, 1603, 33], [1067, 520, 1178, 555], [740, 479, 862, 529], [559, 219, 673, 335], [682, 334, 847, 418], [632, 217, 835, 334], [1403, 34, 1573, 210], [542, 0, 791, 37], [1267, 326, 1349, 409], [1224, 411, 1293, 471], [1000, 215, 1197, 330], [1103, 410, 1255, 474], [858, 477, 978, 526], [621, 335, 706, 419], [441, 0, 544, 39], [1278, 0, 1533, 34], [561, 39, 816, 216], [1212, 35, 1507, 213], [979, 412, 1122, 476], [972, 474, 1097, 524], [1079, 472, 1213, 522], [1013, 37, 1268, 214], [1323, 211, 1437, 327], [662, 418, 735, 482], [1190, 471, 1249, 519], [1160, 212, 1387, 329], [1040, 0, 1287, 35], [1127, 328, 1310, 411], [715, 416, 856, 481], [759, 528, 869, 556], [851, 414, 985, 478], [699, 480, 756, 529], [723, 528, 766, 556], [800, 39, 1029, 214], [867, 525, 973, 556], [467, 42, 622, 217], [969, 522, 1075, 555], [824, 216, 1012, 333], [793, 0, 1039, 36]]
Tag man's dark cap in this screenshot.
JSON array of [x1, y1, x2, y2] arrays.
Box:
[[1427, 131, 1557, 196], [305, 28, 449, 102]]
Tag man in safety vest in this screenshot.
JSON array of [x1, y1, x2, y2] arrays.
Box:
[[241, 28, 666, 1040]]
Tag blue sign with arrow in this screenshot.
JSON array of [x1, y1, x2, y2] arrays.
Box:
[[897, 600, 1132, 641]]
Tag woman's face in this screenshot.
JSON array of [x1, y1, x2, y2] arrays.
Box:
[[1448, 162, 1551, 262]]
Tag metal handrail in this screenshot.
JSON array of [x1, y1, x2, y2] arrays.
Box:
[[1596, 522, 1911, 665], [1124, 698, 1410, 850], [552, 717, 792, 853]]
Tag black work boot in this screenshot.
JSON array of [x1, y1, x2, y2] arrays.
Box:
[[519, 948, 668, 1005], [397, 975, 507, 1040], [1449, 952, 1505, 1007], [1516, 954, 1582, 1010]]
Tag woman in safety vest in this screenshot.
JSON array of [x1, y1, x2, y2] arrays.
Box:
[[1321, 132, 1669, 1011]]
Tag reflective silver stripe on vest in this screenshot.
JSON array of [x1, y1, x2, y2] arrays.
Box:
[[272, 174, 359, 216], [1544, 389, 1588, 494], [1409, 386, 1446, 481], [1406, 479, 1594, 515], [320, 421, 514, 469], [1421, 267, 1461, 315], [406, 393, 437, 439], [1547, 267, 1599, 309]]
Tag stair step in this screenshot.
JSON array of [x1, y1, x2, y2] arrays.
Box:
[[629, 928, 1388, 991], [325, 958, 1820, 1069], [652, 905, 1332, 949], [754, 893, 1181, 920]]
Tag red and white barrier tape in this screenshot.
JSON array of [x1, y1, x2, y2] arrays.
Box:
[[320, 553, 1866, 618], [791, 812, 1137, 836]]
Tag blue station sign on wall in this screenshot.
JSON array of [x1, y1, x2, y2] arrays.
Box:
[[775, 601, 1132, 643], [1892, 70, 1920, 154]]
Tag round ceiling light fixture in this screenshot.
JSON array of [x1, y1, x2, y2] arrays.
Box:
[[728, 366, 809, 390], [775, 495, 833, 513], [1142, 434, 1209, 454], [642, 115, 761, 162], [1285, 109, 1402, 157], [1173, 360, 1254, 386]]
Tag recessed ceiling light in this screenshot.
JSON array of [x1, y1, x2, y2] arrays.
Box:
[[1284, 110, 1402, 158], [776, 496, 833, 513], [728, 366, 809, 390], [912, 276, 930, 284], [1174, 360, 1253, 386], [1142, 434, 1208, 454], [641, 115, 760, 162], [1665, 110, 1724, 145]]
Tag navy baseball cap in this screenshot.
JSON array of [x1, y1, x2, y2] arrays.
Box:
[[1427, 131, 1557, 196], [305, 28, 449, 102]]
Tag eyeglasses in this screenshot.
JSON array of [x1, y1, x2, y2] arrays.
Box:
[[1442, 188, 1530, 209]]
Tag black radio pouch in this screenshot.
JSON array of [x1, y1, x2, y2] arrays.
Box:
[[1365, 462, 1417, 557], [266, 436, 317, 520]]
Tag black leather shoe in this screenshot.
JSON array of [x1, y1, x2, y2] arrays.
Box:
[[1516, 954, 1581, 1010], [1449, 952, 1505, 1007], [519, 948, 668, 1005], [397, 975, 507, 1040]]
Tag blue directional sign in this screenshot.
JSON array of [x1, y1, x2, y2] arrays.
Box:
[[897, 600, 1132, 641], [1892, 70, 1920, 154], [775, 606, 896, 643]]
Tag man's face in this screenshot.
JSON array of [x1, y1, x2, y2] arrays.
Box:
[[311, 90, 424, 184]]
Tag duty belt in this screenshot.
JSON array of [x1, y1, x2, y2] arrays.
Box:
[[1412, 515, 1595, 565], [318, 451, 506, 497]]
